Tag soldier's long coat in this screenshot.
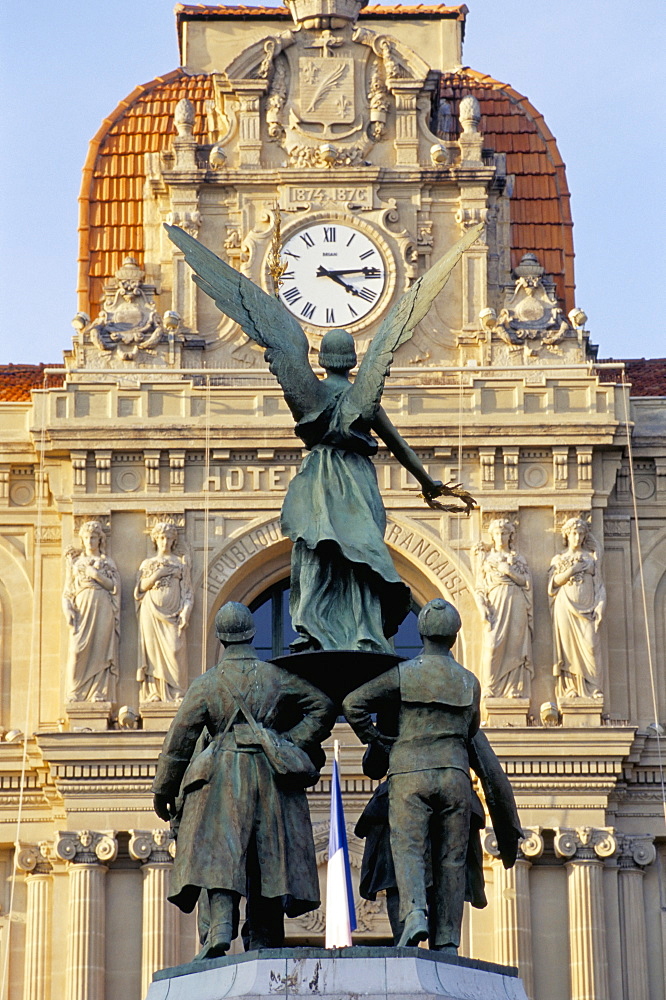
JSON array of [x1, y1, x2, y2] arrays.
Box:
[[152, 645, 334, 916]]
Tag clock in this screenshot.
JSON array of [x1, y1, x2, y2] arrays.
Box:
[[277, 222, 387, 328]]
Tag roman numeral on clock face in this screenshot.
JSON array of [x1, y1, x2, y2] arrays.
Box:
[[283, 287, 302, 305], [301, 302, 316, 320], [326, 308, 335, 324], [323, 227, 336, 243], [357, 287, 377, 303], [300, 232, 315, 248], [359, 249, 375, 260], [348, 304, 358, 317]]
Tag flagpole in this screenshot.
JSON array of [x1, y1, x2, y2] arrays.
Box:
[[325, 739, 357, 949]]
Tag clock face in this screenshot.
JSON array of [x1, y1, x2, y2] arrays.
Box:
[[277, 223, 387, 328]]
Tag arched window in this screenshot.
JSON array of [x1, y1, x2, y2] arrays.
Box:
[[249, 579, 422, 659]]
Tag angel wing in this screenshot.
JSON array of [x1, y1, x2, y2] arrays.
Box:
[[164, 225, 326, 421], [345, 221, 485, 422]]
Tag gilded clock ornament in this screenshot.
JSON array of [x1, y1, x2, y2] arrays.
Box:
[[276, 222, 387, 328]]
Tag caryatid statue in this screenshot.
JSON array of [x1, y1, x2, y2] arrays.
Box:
[[548, 517, 605, 700], [473, 518, 533, 699], [165, 222, 482, 655], [135, 521, 193, 703], [62, 520, 120, 703]]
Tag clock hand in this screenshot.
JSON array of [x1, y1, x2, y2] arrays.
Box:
[[316, 266, 361, 295], [321, 267, 382, 277]]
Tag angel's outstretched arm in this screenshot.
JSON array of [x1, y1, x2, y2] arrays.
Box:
[[372, 407, 439, 492]]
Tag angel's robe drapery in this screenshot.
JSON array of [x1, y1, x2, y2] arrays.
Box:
[[281, 385, 411, 653]]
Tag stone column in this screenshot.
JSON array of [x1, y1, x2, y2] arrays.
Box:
[[16, 843, 53, 1000], [554, 826, 617, 1000], [129, 829, 178, 995], [484, 828, 543, 999], [617, 834, 656, 1000], [56, 830, 118, 1000]]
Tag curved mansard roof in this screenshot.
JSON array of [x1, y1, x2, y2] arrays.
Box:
[[77, 8, 572, 319]]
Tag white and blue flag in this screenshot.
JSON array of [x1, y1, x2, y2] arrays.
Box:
[[325, 743, 357, 948]]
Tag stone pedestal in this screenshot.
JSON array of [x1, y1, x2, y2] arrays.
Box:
[[484, 697, 530, 727], [66, 701, 113, 731], [558, 697, 603, 727], [145, 947, 529, 1000], [140, 702, 178, 732]]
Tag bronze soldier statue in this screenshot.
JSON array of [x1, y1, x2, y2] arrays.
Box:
[[343, 598, 521, 953], [152, 602, 335, 958]]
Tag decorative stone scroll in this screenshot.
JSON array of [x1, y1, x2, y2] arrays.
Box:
[[83, 257, 164, 361], [481, 253, 585, 361], [129, 829, 176, 865], [55, 830, 119, 865]]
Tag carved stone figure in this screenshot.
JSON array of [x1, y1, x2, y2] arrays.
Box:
[[480, 253, 576, 358], [473, 518, 533, 699], [343, 599, 521, 953], [548, 517, 606, 700], [166, 223, 482, 654], [84, 256, 163, 361], [135, 522, 193, 703], [63, 521, 120, 703], [152, 602, 335, 959]]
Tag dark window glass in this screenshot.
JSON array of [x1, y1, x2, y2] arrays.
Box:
[[249, 580, 422, 659]]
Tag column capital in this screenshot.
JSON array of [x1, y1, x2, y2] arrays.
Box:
[[15, 841, 53, 874], [483, 826, 544, 861], [55, 830, 118, 865], [128, 829, 175, 864], [617, 833, 656, 869], [554, 826, 618, 861]]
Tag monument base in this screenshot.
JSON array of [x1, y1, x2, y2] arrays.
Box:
[[66, 701, 112, 731], [484, 697, 530, 727], [145, 947, 528, 1000], [140, 701, 178, 731], [558, 696, 603, 727]]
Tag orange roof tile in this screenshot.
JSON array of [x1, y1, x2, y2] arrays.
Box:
[[597, 358, 666, 397], [0, 365, 64, 402], [174, 3, 466, 18], [78, 71, 213, 318], [440, 69, 575, 312], [79, 52, 572, 318]]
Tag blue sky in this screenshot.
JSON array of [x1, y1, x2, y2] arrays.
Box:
[[1, 0, 663, 363]]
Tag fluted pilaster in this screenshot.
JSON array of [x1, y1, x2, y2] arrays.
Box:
[[16, 844, 53, 1000], [617, 834, 656, 1000], [484, 828, 543, 999], [555, 827, 617, 1000], [56, 830, 118, 1000], [129, 829, 178, 995]]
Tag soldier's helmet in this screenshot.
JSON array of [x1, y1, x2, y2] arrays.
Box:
[[215, 601, 256, 643], [417, 598, 461, 639], [318, 328, 357, 372]]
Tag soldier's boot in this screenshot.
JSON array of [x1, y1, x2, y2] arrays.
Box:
[[196, 889, 237, 960], [397, 908, 428, 947]]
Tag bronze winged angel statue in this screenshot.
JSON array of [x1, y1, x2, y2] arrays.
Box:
[[166, 221, 483, 655]]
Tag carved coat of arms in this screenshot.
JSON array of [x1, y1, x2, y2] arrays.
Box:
[[298, 56, 355, 125]]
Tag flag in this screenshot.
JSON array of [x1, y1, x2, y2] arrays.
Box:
[[325, 744, 357, 948]]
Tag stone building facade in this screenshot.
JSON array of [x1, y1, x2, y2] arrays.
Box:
[[0, 4, 665, 999]]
